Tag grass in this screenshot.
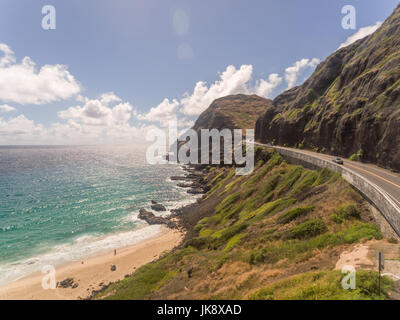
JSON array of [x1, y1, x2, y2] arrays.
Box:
[[247, 222, 382, 265], [249, 270, 393, 300], [331, 204, 359, 224], [224, 234, 243, 252], [245, 152, 283, 186], [278, 206, 314, 224], [288, 219, 328, 239], [98, 259, 171, 300]]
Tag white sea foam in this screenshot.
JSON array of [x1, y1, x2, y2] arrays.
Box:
[[0, 224, 163, 287], [164, 194, 201, 213]]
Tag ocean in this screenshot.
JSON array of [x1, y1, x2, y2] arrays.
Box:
[[0, 145, 195, 286]]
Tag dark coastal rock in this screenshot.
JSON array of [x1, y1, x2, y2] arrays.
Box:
[[57, 278, 75, 288], [177, 181, 204, 189], [110, 264, 116, 272], [186, 173, 204, 180], [187, 188, 204, 195], [192, 182, 205, 189], [138, 208, 177, 229], [150, 201, 167, 212], [177, 183, 192, 188], [170, 176, 190, 181]]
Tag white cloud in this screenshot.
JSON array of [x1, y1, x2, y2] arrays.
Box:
[[254, 73, 283, 98], [177, 118, 195, 129], [58, 93, 132, 127], [180, 65, 253, 116], [135, 98, 180, 126], [0, 115, 45, 139], [99, 92, 122, 104], [338, 21, 382, 49], [0, 112, 156, 145], [0, 104, 16, 113], [285, 58, 320, 89], [0, 43, 16, 67], [136, 64, 270, 122], [136, 63, 304, 122], [0, 43, 81, 105], [0, 53, 323, 144]]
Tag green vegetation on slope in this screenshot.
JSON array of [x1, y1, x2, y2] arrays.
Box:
[[94, 148, 389, 300], [250, 270, 393, 300]]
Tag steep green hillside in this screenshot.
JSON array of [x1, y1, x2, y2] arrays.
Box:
[[94, 147, 391, 300], [256, 4, 400, 171]]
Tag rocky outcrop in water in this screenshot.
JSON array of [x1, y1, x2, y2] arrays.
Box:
[[138, 208, 177, 229], [151, 200, 167, 212]]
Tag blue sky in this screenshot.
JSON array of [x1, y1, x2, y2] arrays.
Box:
[[0, 0, 398, 144]]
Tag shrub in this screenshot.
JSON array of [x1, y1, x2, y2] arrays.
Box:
[[290, 171, 319, 195], [260, 173, 280, 197], [184, 237, 210, 250], [240, 198, 297, 223], [276, 166, 303, 195], [242, 187, 257, 199], [331, 204, 359, 224], [224, 234, 243, 252], [312, 168, 334, 186], [278, 206, 314, 224], [211, 223, 248, 249], [246, 152, 283, 186], [349, 149, 363, 161], [289, 219, 328, 239], [216, 192, 241, 212]]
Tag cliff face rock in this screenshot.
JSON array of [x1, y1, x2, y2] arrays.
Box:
[[255, 4, 400, 171]]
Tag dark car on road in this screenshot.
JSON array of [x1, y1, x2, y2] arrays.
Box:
[[332, 158, 344, 165]]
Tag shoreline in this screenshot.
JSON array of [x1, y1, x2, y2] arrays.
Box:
[[0, 164, 204, 300], [0, 226, 184, 300]]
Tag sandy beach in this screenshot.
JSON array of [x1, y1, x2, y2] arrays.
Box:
[[0, 226, 183, 300]]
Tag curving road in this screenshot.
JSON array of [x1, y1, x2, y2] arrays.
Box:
[[255, 143, 400, 216]]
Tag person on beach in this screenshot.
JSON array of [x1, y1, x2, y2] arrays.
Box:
[[114, 249, 116, 256]]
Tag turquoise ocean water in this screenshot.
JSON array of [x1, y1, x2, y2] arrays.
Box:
[[0, 145, 196, 286]]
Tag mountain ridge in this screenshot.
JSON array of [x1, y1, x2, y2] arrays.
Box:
[[255, 3, 400, 171]]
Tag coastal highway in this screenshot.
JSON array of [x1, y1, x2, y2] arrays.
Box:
[[254, 143, 400, 213]]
